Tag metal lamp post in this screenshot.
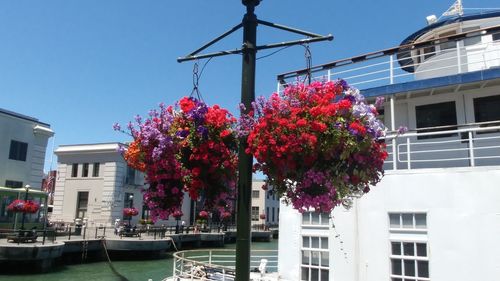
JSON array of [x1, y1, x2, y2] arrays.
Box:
[[128, 194, 134, 226], [177, 2, 332, 279], [20, 184, 30, 230]]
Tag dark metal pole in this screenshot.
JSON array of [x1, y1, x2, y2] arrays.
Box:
[[21, 186, 29, 230], [236, 1, 259, 280]]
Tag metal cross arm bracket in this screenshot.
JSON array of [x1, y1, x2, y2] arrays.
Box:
[[177, 20, 333, 63]]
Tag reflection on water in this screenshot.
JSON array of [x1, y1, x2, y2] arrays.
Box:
[[2, 240, 278, 281]]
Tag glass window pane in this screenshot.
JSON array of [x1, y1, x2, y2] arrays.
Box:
[[311, 213, 320, 225], [311, 251, 320, 266], [404, 260, 416, 276], [416, 243, 427, 257], [303, 236, 309, 248], [403, 242, 415, 256], [417, 260, 429, 278], [302, 250, 310, 265], [389, 214, 400, 228], [302, 213, 310, 225], [320, 269, 329, 281], [392, 242, 401, 255], [415, 214, 426, 229], [402, 214, 413, 228], [311, 237, 319, 249], [321, 237, 328, 249], [311, 268, 319, 281], [321, 252, 329, 267], [301, 267, 309, 281], [391, 259, 402, 275], [391, 278, 402, 281], [320, 213, 329, 225]]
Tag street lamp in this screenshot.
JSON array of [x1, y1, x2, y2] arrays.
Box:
[[21, 185, 30, 230], [128, 194, 134, 226]]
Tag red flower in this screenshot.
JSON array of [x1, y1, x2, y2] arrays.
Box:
[[179, 97, 196, 112]]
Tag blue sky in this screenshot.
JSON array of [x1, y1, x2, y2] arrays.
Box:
[[0, 0, 498, 172]]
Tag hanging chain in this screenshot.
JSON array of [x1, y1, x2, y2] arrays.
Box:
[[303, 43, 312, 85], [190, 61, 203, 101]]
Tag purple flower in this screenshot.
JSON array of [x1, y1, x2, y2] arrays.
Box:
[[112, 123, 121, 131], [375, 96, 385, 108], [397, 126, 408, 135]]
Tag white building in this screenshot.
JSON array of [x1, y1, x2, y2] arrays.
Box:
[[251, 180, 280, 226], [0, 108, 54, 189], [277, 10, 500, 281], [51, 143, 192, 227]]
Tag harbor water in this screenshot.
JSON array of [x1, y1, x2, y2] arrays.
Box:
[[1, 239, 278, 281]]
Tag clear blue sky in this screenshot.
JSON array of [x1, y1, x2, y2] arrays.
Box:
[[0, 0, 498, 172]]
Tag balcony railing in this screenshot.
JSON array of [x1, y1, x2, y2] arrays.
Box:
[[384, 121, 500, 171], [277, 25, 500, 92]]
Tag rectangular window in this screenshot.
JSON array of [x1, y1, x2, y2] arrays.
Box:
[[251, 206, 259, 221], [301, 236, 329, 281], [474, 95, 500, 124], [389, 213, 427, 230], [82, 163, 89, 177], [439, 31, 456, 50], [390, 241, 429, 280], [92, 163, 100, 177], [76, 192, 89, 219], [71, 164, 78, 177], [492, 32, 500, 41], [416, 101, 457, 139], [5, 180, 23, 188], [266, 207, 269, 223], [463, 26, 481, 46], [302, 212, 330, 226], [422, 46, 436, 60], [126, 166, 136, 185], [9, 140, 28, 161], [272, 207, 275, 222], [252, 190, 260, 198]]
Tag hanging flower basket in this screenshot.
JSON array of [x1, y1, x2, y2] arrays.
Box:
[[123, 207, 139, 217], [7, 199, 40, 214], [198, 210, 209, 220], [243, 80, 387, 213], [259, 213, 266, 220], [115, 97, 238, 221], [221, 211, 232, 221]]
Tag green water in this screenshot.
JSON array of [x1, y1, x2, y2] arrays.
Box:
[[1, 240, 279, 281]]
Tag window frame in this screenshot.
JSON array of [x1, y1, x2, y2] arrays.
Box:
[[92, 162, 100, 177], [76, 191, 89, 219], [5, 180, 23, 188], [415, 101, 458, 140], [302, 211, 330, 228], [71, 164, 79, 178], [301, 235, 330, 281], [390, 240, 430, 281], [252, 190, 260, 199], [82, 163, 89, 177], [8, 140, 28, 162], [251, 206, 259, 221]]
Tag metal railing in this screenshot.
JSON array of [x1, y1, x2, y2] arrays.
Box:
[[277, 25, 500, 91], [170, 249, 278, 280], [384, 121, 500, 171]]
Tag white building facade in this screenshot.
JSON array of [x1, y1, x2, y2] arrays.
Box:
[[277, 10, 500, 281], [52, 143, 192, 227], [251, 180, 280, 226], [0, 108, 54, 189]]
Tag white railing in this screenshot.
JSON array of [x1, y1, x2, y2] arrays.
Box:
[[384, 122, 500, 171], [169, 249, 278, 280], [277, 26, 500, 92]]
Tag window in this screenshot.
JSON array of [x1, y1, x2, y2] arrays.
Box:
[[301, 236, 329, 281], [272, 207, 275, 222], [277, 207, 279, 222], [439, 30, 456, 50], [126, 166, 136, 185], [5, 180, 23, 188], [389, 213, 427, 230], [390, 242, 429, 280], [302, 212, 330, 226], [266, 207, 269, 223], [463, 26, 481, 46], [416, 101, 457, 139], [422, 46, 436, 60], [82, 163, 89, 177], [389, 213, 429, 281], [76, 192, 89, 219], [9, 140, 28, 161], [492, 32, 500, 42], [71, 164, 78, 177], [92, 163, 100, 177], [252, 190, 260, 198], [251, 206, 259, 221], [474, 95, 500, 124]]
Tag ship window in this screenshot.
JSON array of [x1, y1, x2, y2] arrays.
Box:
[[492, 32, 500, 42], [422, 46, 436, 61], [439, 30, 456, 50], [416, 101, 457, 139], [463, 26, 481, 46], [474, 95, 500, 123]]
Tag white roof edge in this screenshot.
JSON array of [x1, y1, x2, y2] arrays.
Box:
[[55, 143, 122, 154], [33, 125, 55, 137]]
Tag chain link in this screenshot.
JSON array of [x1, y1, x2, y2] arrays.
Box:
[[303, 43, 312, 85]]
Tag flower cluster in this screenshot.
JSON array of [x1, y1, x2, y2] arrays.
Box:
[[115, 97, 237, 221], [243, 80, 387, 213], [123, 207, 139, 217], [173, 210, 183, 219], [198, 210, 209, 220], [7, 199, 40, 213]]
